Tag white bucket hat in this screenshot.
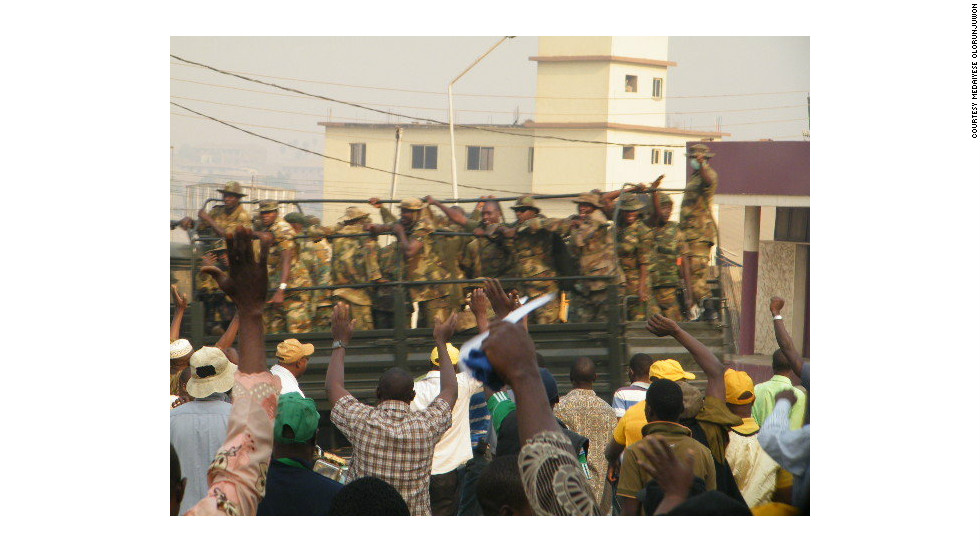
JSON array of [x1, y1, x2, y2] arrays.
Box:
[[170, 339, 193, 359], [186, 347, 237, 398]]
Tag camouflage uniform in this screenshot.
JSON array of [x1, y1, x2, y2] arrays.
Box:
[[314, 209, 381, 331], [649, 219, 686, 322], [679, 146, 719, 303], [560, 198, 625, 323], [195, 188, 252, 329], [258, 205, 313, 334], [508, 198, 563, 325], [460, 221, 516, 280], [429, 207, 481, 314], [309, 237, 333, 331], [372, 241, 411, 330], [196, 241, 236, 330], [617, 217, 654, 321]]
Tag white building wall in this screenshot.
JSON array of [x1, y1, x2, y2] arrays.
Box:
[[610, 36, 669, 60], [534, 61, 610, 124], [537, 36, 614, 57], [606, 62, 669, 127]]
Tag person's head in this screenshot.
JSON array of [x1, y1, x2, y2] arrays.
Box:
[[170, 339, 193, 375], [540, 368, 560, 408], [621, 209, 640, 225], [657, 194, 674, 222], [429, 343, 461, 373], [573, 193, 603, 217], [477, 455, 533, 515], [207, 243, 229, 270], [481, 200, 503, 225], [577, 202, 595, 216], [398, 197, 424, 227], [376, 367, 416, 403], [328, 477, 410, 516], [258, 200, 279, 227], [629, 353, 653, 383], [217, 181, 246, 210], [273, 392, 320, 462], [772, 350, 793, 376], [676, 380, 704, 420], [511, 195, 540, 222], [569, 357, 596, 389], [339, 206, 371, 227], [186, 346, 237, 399], [284, 212, 308, 234], [643, 475, 707, 515], [724, 369, 755, 417], [170, 444, 187, 516], [644, 378, 684, 423], [649, 359, 696, 383], [276, 338, 314, 378]]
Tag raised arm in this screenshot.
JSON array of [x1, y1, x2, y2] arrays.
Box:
[[432, 312, 460, 407], [214, 312, 240, 352], [770, 297, 804, 377], [170, 285, 188, 343], [425, 195, 470, 227], [647, 314, 725, 401], [368, 197, 398, 225], [391, 223, 423, 259], [470, 288, 491, 333], [325, 303, 356, 403]]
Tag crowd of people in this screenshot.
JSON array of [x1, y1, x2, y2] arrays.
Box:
[[169, 224, 811, 516], [174, 144, 724, 336]]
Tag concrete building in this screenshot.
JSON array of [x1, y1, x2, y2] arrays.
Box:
[[317, 37, 726, 224]]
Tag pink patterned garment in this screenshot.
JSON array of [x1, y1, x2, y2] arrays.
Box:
[[185, 371, 281, 516]]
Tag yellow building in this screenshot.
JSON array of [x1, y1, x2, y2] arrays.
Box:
[[317, 37, 727, 223]]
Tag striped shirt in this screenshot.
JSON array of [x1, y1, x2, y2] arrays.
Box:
[[611, 382, 650, 417]]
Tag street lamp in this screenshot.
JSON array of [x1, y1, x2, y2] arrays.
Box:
[[448, 36, 515, 203]]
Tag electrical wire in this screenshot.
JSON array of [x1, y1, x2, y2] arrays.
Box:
[[171, 55, 723, 148]]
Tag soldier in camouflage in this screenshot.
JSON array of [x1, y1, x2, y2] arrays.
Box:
[[646, 189, 687, 322], [310, 206, 382, 330], [428, 196, 515, 281], [372, 240, 410, 330], [305, 216, 333, 332], [254, 200, 313, 334], [615, 193, 654, 321], [561, 193, 625, 323], [367, 197, 453, 327], [679, 143, 719, 320], [285, 213, 327, 331], [197, 240, 236, 333], [497, 195, 562, 325]]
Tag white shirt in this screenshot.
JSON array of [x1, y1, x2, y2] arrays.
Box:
[[411, 370, 484, 475], [270, 364, 304, 396]]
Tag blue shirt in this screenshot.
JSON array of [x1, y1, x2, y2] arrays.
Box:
[[170, 393, 232, 514], [257, 457, 344, 516], [468, 392, 490, 451]]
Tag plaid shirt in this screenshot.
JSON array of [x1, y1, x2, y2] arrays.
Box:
[[330, 394, 452, 515]]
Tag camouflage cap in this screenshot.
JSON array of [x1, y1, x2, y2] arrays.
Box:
[[687, 143, 715, 158], [618, 193, 645, 211], [510, 194, 540, 211], [284, 212, 308, 226], [306, 215, 321, 227], [257, 199, 279, 213], [572, 192, 604, 209], [399, 197, 424, 210], [217, 181, 247, 197], [340, 206, 371, 223], [657, 192, 675, 206]]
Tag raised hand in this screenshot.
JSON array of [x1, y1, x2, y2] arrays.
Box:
[[775, 389, 798, 407], [651, 174, 665, 189], [367, 197, 383, 209], [171, 284, 189, 311], [470, 288, 489, 319], [634, 434, 695, 507], [200, 227, 270, 316], [770, 296, 785, 316], [484, 278, 518, 319], [646, 314, 680, 337], [433, 312, 459, 345], [482, 320, 538, 386], [331, 302, 356, 345]]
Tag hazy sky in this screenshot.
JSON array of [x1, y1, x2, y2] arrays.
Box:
[[170, 36, 809, 177]]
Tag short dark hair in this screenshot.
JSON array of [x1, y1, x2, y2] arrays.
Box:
[[570, 357, 596, 384], [377, 367, 415, 402], [772, 350, 792, 374], [328, 477, 410, 516], [629, 353, 653, 379], [646, 378, 684, 422], [477, 455, 529, 515]]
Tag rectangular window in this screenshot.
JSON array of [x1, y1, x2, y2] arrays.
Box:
[[466, 146, 494, 171], [625, 75, 638, 93], [622, 146, 635, 160], [651, 149, 660, 164], [664, 150, 673, 165], [652, 78, 663, 99], [528, 147, 534, 172], [411, 145, 438, 170], [349, 143, 366, 167]]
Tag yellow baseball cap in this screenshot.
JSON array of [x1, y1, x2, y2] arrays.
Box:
[[276, 339, 315, 364], [430, 343, 461, 366], [650, 359, 696, 381], [724, 369, 755, 405]]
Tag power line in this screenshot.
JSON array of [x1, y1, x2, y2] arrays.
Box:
[[171, 101, 519, 195], [171, 60, 807, 101], [171, 55, 716, 148]]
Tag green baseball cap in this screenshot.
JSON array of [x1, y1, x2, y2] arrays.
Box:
[[274, 392, 320, 444], [284, 212, 308, 226]]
